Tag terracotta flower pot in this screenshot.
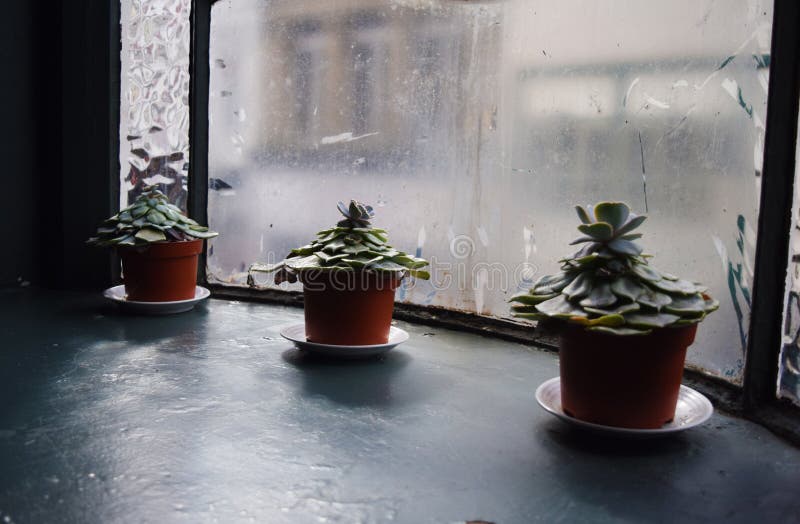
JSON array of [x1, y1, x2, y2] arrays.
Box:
[[558, 323, 698, 429], [119, 239, 203, 302], [300, 270, 401, 345]]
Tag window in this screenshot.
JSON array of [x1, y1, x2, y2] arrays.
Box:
[[118, 0, 800, 434], [120, 0, 192, 211], [203, 0, 771, 385]]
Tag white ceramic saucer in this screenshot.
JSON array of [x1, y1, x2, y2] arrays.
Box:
[[535, 376, 713, 437], [280, 324, 409, 359], [103, 285, 210, 315]]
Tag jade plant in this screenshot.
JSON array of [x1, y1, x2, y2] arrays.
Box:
[[87, 187, 217, 247], [510, 202, 718, 335], [249, 200, 430, 284]]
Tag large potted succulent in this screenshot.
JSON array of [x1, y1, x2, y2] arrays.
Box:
[[511, 202, 718, 429], [249, 200, 429, 345], [87, 187, 218, 302]]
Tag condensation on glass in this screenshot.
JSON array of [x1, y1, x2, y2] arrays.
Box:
[[779, 100, 800, 406], [207, 0, 773, 383], [119, 0, 192, 211]]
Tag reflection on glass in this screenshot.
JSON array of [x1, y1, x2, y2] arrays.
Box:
[[207, 0, 773, 383], [119, 0, 192, 210], [779, 98, 800, 406]]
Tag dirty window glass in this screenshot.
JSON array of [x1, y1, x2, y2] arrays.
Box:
[[779, 100, 800, 406], [206, 0, 773, 383], [119, 0, 192, 211]]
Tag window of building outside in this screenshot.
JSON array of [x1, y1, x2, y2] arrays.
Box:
[[121, 1, 795, 400]]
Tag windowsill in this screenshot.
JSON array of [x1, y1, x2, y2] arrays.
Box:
[[1, 288, 799, 522]]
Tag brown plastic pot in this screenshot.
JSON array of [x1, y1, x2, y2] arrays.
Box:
[[300, 270, 401, 345], [118, 239, 203, 302], [558, 322, 698, 429]]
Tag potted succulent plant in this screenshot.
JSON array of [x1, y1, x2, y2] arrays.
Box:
[[511, 202, 718, 429], [87, 187, 218, 302], [249, 200, 429, 345]]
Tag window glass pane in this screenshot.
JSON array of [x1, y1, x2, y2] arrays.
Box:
[[119, 0, 192, 210], [779, 100, 800, 406], [207, 0, 773, 383]]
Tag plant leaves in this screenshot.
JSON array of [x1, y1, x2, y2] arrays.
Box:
[[637, 287, 673, 309], [135, 227, 166, 243], [614, 214, 647, 236], [631, 263, 662, 282], [579, 282, 617, 308], [577, 222, 614, 241], [535, 295, 589, 318], [588, 326, 652, 336], [609, 276, 642, 301], [562, 273, 593, 299], [624, 312, 681, 328], [607, 238, 643, 256], [575, 205, 592, 224], [593, 202, 630, 229]]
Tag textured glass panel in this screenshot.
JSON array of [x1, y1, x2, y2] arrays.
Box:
[[119, 0, 192, 210], [779, 100, 800, 406], [207, 0, 772, 382]]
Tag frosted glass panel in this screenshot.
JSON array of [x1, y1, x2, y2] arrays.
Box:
[[207, 0, 773, 382], [119, 0, 192, 210], [779, 100, 800, 406]]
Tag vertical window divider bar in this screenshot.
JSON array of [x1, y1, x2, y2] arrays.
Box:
[[744, 0, 800, 409], [188, 0, 214, 283]]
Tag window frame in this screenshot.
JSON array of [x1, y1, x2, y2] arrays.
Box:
[[185, 0, 800, 441]]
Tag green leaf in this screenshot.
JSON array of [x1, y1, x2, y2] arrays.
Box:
[[614, 214, 647, 236], [408, 269, 430, 280], [183, 228, 218, 239], [593, 202, 630, 229], [585, 314, 626, 327], [588, 326, 651, 336], [663, 294, 708, 316], [577, 222, 614, 241], [569, 236, 596, 245], [584, 302, 640, 316], [610, 276, 644, 301], [607, 238, 643, 256], [536, 295, 589, 318], [624, 312, 681, 328], [562, 273, 593, 299], [579, 282, 617, 308], [619, 233, 642, 241], [147, 210, 167, 225], [533, 272, 576, 294], [637, 288, 673, 309], [315, 251, 348, 264], [631, 263, 662, 282], [575, 205, 593, 224], [649, 278, 697, 295], [135, 227, 166, 243]]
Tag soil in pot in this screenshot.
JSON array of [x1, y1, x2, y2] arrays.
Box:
[[300, 270, 401, 345], [558, 323, 698, 429], [119, 239, 203, 302]]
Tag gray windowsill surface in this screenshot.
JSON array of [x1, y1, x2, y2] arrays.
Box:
[[0, 289, 798, 523]]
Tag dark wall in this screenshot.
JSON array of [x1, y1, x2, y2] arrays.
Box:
[[0, 2, 119, 290], [0, 4, 37, 287]]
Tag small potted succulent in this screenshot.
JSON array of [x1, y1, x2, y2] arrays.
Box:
[[87, 187, 218, 302], [511, 202, 718, 429], [249, 200, 429, 345]]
